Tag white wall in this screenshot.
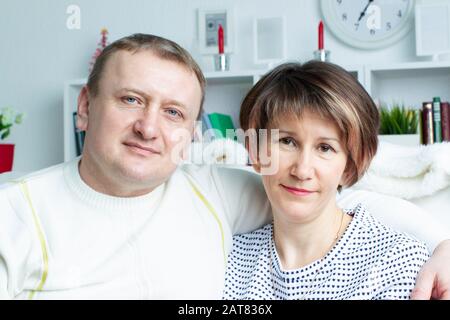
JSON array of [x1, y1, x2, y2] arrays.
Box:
[[0, 0, 440, 172]]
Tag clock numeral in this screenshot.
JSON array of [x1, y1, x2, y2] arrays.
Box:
[[386, 22, 392, 30], [354, 22, 360, 31], [342, 13, 347, 21], [336, 0, 342, 5], [370, 29, 376, 36], [398, 10, 403, 18]]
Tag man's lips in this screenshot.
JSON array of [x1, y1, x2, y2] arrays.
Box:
[[280, 184, 315, 196], [124, 142, 161, 155]]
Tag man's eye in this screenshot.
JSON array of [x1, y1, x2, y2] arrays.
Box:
[[123, 97, 139, 105], [166, 109, 182, 118]]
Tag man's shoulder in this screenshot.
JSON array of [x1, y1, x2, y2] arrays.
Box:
[[0, 161, 67, 194], [181, 164, 261, 192]]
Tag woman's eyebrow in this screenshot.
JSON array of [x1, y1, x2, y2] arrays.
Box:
[[278, 130, 297, 135], [318, 137, 340, 142]]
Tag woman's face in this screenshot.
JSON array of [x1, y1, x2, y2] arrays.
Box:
[[258, 111, 348, 223]]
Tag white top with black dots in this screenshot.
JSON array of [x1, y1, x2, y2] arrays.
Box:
[[223, 204, 430, 300]]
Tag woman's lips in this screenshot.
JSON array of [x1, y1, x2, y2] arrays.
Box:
[[280, 184, 315, 196]]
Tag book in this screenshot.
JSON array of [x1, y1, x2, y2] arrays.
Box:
[[441, 102, 450, 142], [419, 108, 423, 145], [207, 113, 236, 139], [432, 97, 442, 143], [73, 112, 86, 156], [422, 102, 434, 145], [201, 112, 213, 132]]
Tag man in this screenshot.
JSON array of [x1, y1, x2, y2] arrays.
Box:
[[0, 34, 448, 299]]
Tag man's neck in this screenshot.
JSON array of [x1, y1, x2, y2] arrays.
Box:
[[78, 156, 157, 197]]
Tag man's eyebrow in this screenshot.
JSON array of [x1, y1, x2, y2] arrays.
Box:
[[163, 99, 188, 110], [118, 88, 188, 110], [118, 88, 149, 98]]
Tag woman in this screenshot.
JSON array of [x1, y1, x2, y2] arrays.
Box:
[[223, 61, 430, 300]]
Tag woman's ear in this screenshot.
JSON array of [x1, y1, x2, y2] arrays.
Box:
[[77, 86, 90, 131], [339, 158, 354, 188], [247, 140, 261, 173]]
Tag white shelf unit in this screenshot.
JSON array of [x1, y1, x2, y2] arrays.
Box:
[[202, 70, 263, 132], [365, 61, 450, 109], [64, 62, 450, 161]]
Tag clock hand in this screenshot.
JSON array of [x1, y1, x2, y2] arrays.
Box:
[[357, 0, 374, 23]]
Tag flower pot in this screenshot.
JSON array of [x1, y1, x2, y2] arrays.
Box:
[[378, 134, 421, 147], [0, 144, 15, 173]]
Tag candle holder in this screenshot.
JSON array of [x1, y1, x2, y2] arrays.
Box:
[[313, 49, 331, 62], [214, 53, 230, 71]]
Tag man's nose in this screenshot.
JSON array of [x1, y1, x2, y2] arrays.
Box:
[[133, 107, 161, 140]]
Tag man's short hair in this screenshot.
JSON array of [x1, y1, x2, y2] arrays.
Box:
[[239, 61, 380, 188], [87, 33, 206, 118]]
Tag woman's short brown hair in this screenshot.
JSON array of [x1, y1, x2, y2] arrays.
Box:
[[240, 61, 379, 188]]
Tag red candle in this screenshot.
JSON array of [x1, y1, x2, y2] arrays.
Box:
[[218, 24, 224, 54], [318, 20, 324, 50]]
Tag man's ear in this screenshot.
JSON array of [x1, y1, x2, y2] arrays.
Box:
[[76, 86, 90, 131]]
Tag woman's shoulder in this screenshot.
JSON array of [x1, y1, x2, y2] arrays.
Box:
[[230, 224, 272, 255], [232, 224, 272, 244], [349, 204, 430, 258]]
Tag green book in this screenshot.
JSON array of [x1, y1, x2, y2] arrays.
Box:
[[207, 113, 235, 139], [433, 97, 442, 143]]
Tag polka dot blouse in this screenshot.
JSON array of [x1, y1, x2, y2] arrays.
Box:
[[223, 204, 430, 300]]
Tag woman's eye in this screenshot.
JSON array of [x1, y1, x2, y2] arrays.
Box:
[[319, 144, 334, 153], [280, 137, 296, 147]]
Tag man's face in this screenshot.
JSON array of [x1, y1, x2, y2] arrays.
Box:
[[79, 50, 202, 192]]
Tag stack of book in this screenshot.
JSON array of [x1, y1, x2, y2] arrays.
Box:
[[201, 112, 236, 140], [420, 97, 450, 145]]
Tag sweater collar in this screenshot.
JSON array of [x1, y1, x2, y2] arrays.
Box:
[[63, 157, 165, 212]]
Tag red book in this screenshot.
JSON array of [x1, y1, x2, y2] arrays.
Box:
[[441, 102, 450, 142], [422, 102, 434, 145]]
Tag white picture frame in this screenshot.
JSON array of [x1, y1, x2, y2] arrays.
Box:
[[415, 3, 450, 57], [253, 16, 286, 65], [197, 7, 235, 55]]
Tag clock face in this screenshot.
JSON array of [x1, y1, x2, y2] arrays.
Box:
[[321, 0, 415, 49]]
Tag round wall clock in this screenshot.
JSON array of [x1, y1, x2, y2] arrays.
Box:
[[320, 0, 415, 50]]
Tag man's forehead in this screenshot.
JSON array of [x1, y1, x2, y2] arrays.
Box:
[[101, 50, 200, 93]]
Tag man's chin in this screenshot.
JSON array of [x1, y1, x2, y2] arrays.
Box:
[[119, 165, 174, 184]]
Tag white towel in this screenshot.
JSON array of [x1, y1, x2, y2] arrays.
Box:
[[353, 141, 450, 200], [188, 139, 249, 165]]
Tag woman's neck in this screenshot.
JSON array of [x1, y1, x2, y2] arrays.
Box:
[[273, 203, 352, 270]]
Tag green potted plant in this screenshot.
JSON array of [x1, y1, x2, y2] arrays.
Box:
[[378, 103, 420, 146], [0, 107, 24, 173]]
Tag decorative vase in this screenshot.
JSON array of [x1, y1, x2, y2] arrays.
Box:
[[0, 144, 15, 173]]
